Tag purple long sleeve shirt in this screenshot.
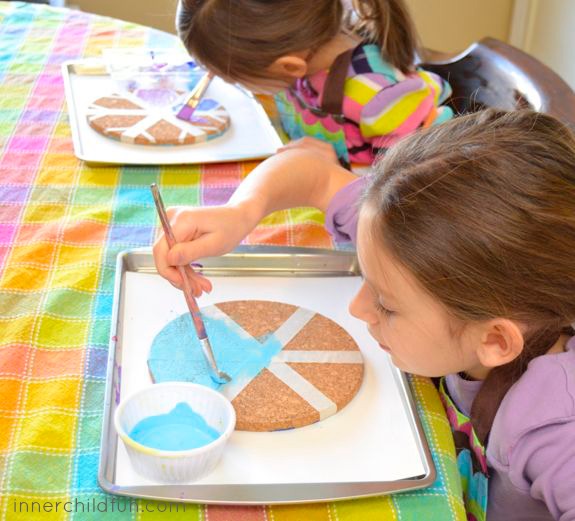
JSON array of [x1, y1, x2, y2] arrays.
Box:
[[325, 176, 575, 521]]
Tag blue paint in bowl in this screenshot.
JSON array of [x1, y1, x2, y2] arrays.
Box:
[[129, 402, 220, 451]]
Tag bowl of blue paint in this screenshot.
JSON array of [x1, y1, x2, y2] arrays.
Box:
[[114, 382, 236, 483]]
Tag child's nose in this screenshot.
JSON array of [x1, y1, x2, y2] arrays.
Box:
[[349, 283, 379, 325]]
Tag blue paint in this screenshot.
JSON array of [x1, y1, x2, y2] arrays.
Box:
[[190, 116, 210, 125], [148, 312, 284, 389], [173, 98, 218, 119], [197, 98, 218, 111], [129, 402, 220, 451]]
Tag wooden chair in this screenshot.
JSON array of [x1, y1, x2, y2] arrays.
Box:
[[420, 37, 575, 128]]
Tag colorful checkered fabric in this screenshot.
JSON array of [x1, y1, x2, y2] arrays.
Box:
[[0, 2, 465, 520]]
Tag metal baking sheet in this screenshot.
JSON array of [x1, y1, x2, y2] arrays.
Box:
[[99, 246, 435, 504], [61, 61, 282, 165]]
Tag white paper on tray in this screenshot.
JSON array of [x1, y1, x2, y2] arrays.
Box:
[[62, 62, 283, 164], [115, 272, 427, 487]]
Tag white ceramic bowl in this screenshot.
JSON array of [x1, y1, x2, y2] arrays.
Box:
[[114, 382, 236, 483]]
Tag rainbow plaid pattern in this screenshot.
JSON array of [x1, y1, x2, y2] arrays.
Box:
[[275, 43, 454, 165], [0, 3, 465, 519]]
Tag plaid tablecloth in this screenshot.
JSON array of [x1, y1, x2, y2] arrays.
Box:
[[0, 2, 465, 519]]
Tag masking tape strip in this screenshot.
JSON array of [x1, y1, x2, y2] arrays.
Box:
[[274, 350, 363, 364], [267, 360, 338, 420], [201, 305, 255, 339], [220, 307, 315, 401], [202, 305, 264, 402], [221, 374, 254, 402], [271, 307, 316, 347]]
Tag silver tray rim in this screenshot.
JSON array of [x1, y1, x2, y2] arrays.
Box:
[[98, 246, 436, 504]]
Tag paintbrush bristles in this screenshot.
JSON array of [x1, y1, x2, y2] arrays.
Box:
[[176, 72, 214, 122]]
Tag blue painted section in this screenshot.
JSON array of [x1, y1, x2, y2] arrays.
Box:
[[148, 312, 283, 389]]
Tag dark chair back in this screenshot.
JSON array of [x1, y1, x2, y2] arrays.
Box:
[[421, 37, 575, 127]]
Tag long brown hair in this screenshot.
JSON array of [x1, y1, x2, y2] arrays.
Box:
[[364, 109, 575, 443], [176, 0, 419, 82]]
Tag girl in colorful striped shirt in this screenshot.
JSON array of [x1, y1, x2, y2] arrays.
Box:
[[176, 0, 454, 166]]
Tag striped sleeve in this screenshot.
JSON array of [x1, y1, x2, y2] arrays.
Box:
[[351, 70, 453, 151]]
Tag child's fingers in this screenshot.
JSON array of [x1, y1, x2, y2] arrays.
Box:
[[166, 206, 181, 220], [167, 276, 183, 291], [189, 276, 202, 297], [153, 207, 218, 297], [163, 265, 185, 288], [196, 274, 213, 293], [157, 262, 211, 296], [152, 234, 185, 287], [170, 208, 203, 244], [161, 265, 211, 297], [166, 232, 227, 267], [188, 272, 213, 297], [152, 233, 170, 273]]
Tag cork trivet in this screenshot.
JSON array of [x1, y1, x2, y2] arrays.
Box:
[[86, 93, 230, 146], [216, 300, 298, 341], [148, 300, 364, 432]]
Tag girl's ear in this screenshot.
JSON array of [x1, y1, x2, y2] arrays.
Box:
[[476, 319, 525, 368], [268, 55, 308, 80]]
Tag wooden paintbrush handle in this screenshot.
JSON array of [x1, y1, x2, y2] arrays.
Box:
[[151, 183, 207, 339]]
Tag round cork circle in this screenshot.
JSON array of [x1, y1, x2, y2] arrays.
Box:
[[147, 300, 364, 432], [86, 93, 230, 145]]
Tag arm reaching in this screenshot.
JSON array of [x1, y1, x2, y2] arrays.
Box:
[[153, 149, 356, 289], [277, 136, 340, 165]]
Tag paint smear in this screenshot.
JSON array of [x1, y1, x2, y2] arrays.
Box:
[[148, 311, 283, 389]]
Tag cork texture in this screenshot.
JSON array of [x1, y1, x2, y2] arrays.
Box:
[[233, 369, 320, 431], [218, 300, 364, 432], [86, 93, 229, 146], [285, 313, 359, 351], [216, 300, 296, 341]]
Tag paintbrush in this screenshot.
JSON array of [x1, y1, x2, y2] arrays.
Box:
[[175, 71, 214, 123], [150, 183, 231, 385]]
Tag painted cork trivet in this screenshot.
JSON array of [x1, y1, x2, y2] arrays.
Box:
[[86, 93, 230, 145], [148, 300, 364, 431]]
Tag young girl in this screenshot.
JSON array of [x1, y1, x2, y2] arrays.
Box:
[[154, 109, 575, 520], [176, 0, 454, 166]]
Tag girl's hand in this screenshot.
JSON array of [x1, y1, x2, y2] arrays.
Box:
[[153, 203, 258, 293], [152, 148, 356, 294], [277, 137, 339, 165]]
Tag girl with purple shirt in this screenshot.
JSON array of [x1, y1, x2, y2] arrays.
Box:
[[154, 110, 575, 521]]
